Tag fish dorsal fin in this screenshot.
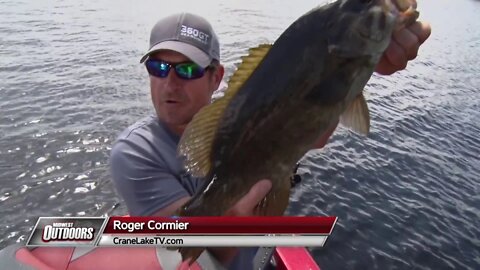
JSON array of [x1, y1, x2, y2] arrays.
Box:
[[178, 98, 226, 177], [339, 93, 370, 135], [227, 44, 272, 92], [178, 44, 272, 177]]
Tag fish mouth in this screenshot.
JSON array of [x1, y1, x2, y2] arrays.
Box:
[[382, 0, 419, 29], [356, 5, 394, 43], [380, 0, 410, 14], [358, 28, 387, 43], [357, 0, 417, 42], [391, 0, 417, 13]]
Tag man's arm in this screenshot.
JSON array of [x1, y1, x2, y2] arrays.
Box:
[[151, 196, 191, 216], [110, 140, 192, 216]]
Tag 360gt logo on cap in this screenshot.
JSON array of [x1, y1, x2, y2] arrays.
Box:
[[180, 25, 210, 45]]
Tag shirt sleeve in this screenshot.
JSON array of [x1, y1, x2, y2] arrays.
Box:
[[109, 139, 190, 216]]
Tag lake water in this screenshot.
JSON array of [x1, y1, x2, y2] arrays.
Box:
[[1, 0, 479, 269]]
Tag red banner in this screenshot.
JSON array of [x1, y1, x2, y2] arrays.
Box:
[[103, 216, 337, 234]]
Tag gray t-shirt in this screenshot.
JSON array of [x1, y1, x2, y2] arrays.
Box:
[[109, 115, 260, 269], [110, 115, 203, 216]]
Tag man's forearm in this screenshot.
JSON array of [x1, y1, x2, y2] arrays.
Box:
[[151, 196, 191, 216]]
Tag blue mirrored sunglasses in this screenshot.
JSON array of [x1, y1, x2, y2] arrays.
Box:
[[145, 59, 208, 80]]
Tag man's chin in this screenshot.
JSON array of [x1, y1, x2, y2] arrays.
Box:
[[159, 116, 191, 133]]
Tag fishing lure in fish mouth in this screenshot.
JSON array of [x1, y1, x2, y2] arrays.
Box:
[[176, 0, 420, 264]]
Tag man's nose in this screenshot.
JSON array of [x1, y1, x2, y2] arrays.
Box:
[[165, 69, 184, 88]]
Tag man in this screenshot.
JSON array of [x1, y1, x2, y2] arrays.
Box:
[[110, 12, 431, 269]]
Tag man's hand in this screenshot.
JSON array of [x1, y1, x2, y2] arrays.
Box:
[[208, 179, 272, 265], [225, 179, 272, 216], [376, 21, 432, 75]]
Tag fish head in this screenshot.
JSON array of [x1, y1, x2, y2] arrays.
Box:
[[327, 0, 418, 59]]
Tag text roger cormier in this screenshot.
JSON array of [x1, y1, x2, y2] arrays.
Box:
[[113, 220, 190, 233]]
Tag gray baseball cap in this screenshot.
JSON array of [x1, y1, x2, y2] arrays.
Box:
[[140, 13, 220, 68]]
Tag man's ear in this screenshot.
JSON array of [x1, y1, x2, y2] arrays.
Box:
[[211, 64, 225, 90]]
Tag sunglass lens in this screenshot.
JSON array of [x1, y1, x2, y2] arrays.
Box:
[[146, 60, 170, 78], [176, 63, 205, 79]]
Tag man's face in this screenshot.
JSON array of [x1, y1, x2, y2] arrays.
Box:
[[148, 50, 224, 134]]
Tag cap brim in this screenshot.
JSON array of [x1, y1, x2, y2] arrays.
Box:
[[139, 40, 211, 68]]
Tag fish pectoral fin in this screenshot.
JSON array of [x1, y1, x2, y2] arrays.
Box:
[[340, 93, 370, 135]]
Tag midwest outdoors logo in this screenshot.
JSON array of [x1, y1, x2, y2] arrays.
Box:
[[26, 217, 107, 246], [42, 222, 95, 241]]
